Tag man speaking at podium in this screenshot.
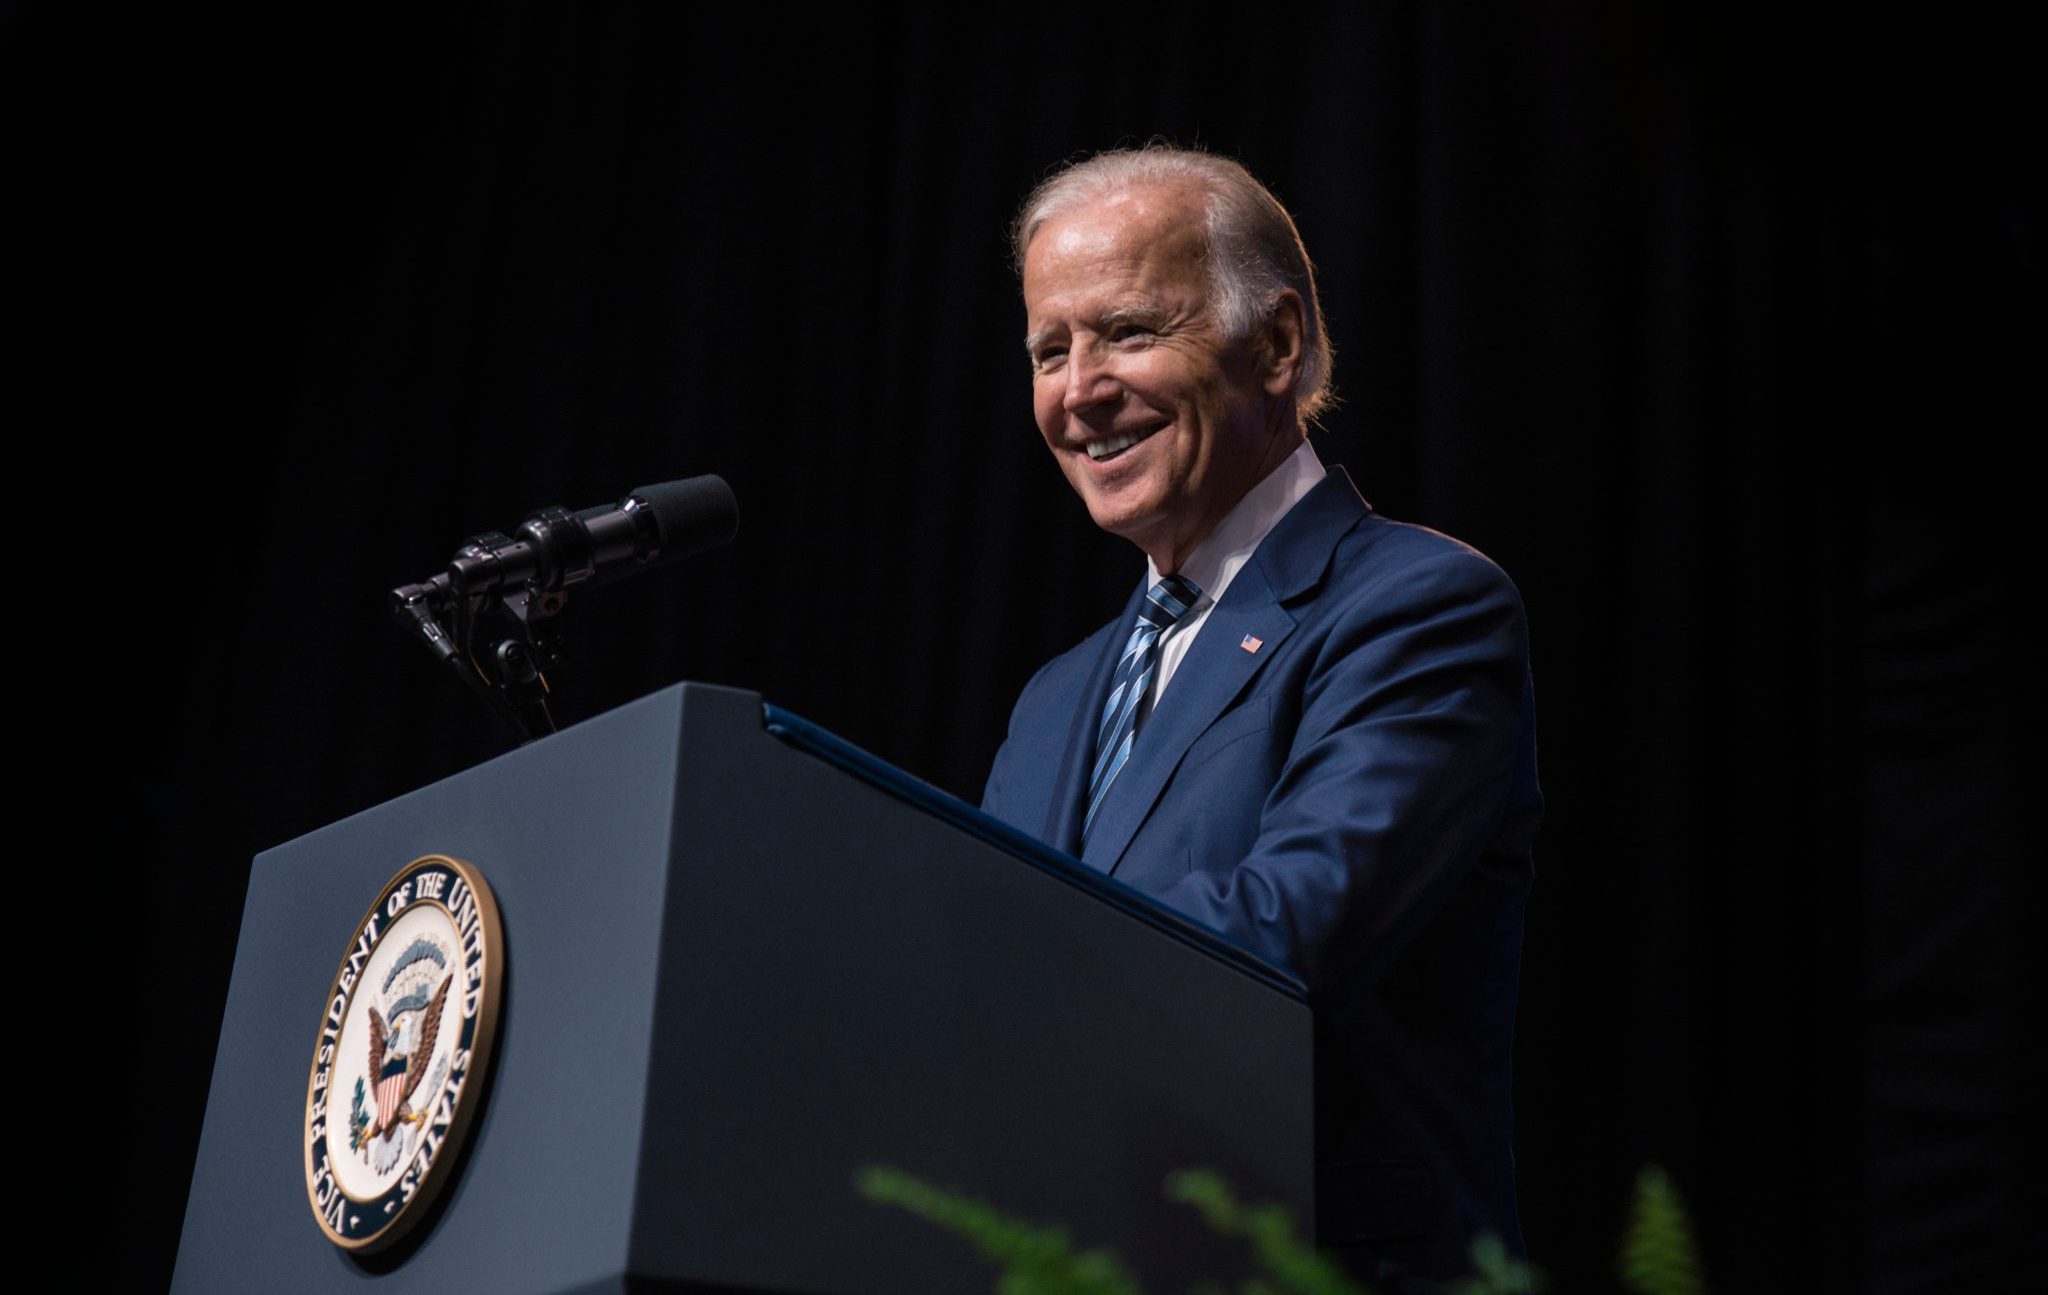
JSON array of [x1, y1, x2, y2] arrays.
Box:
[[981, 147, 1542, 1283]]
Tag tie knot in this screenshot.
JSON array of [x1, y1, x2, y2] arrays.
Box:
[[1139, 574, 1202, 631]]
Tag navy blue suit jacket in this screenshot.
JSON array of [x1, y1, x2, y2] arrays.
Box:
[[982, 468, 1541, 1277]]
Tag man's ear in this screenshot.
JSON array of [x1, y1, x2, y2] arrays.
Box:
[[1258, 289, 1307, 398]]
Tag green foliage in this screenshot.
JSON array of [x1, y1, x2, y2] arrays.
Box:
[[856, 1166, 1144, 1295], [858, 1165, 1371, 1295], [1616, 1165, 1708, 1295], [1164, 1169, 1369, 1295], [861, 1163, 1691, 1295]]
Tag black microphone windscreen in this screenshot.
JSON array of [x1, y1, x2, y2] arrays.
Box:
[[631, 476, 739, 559]]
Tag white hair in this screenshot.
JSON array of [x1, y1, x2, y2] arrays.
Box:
[[1012, 145, 1335, 424]]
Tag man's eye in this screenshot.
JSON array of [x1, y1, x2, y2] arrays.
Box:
[[1033, 347, 1067, 371], [1109, 324, 1155, 343]]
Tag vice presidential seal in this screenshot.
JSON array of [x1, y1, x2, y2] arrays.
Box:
[[303, 855, 503, 1252]]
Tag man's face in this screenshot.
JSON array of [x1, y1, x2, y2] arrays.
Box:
[[1022, 184, 1293, 573]]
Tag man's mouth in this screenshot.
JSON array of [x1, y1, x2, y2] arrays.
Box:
[[1084, 427, 1159, 462]]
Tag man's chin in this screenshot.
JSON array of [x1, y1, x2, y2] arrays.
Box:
[[1076, 488, 1152, 537]]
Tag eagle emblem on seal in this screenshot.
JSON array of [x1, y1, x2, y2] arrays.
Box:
[[347, 936, 454, 1174]]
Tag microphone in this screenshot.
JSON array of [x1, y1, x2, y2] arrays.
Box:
[[446, 476, 738, 596], [389, 474, 736, 742]]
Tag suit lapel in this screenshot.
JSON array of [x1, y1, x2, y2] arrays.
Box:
[[1043, 581, 1148, 855], [1077, 469, 1373, 875], [1081, 585, 1296, 873]]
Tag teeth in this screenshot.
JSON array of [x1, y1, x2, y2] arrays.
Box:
[[1086, 431, 1147, 461]]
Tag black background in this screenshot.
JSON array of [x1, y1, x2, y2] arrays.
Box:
[[25, 2, 2035, 1289]]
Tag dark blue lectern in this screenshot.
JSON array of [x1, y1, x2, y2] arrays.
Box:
[[174, 683, 1312, 1293]]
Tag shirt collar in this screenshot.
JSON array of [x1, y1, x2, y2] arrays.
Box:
[[1147, 440, 1327, 611]]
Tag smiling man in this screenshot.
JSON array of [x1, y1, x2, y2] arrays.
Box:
[[982, 147, 1543, 1284]]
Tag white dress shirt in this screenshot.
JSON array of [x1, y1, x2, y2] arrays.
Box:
[[1144, 440, 1326, 711]]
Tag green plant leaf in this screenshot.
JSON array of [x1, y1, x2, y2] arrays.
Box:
[[1164, 1169, 1371, 1295], [1442, 1231, 1544, 1295], [1615, 1165, 1708, 1295], [857, 1167, 1146, 1295]]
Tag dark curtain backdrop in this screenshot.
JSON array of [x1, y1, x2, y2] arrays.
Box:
[[30, 2, 2033, 1290]]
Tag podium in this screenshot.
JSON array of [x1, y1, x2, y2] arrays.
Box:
[[174, 684, 1312, 1293]]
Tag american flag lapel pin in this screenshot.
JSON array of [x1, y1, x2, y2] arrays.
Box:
[[1240, 634, 1264, 654]]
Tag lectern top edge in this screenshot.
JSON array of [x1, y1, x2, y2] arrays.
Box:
[[761, 700, 1308, 1002]]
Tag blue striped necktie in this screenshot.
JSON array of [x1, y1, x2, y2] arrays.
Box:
[[1084, 574, 1202, 843]]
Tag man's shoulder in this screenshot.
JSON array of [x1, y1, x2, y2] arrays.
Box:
[[1248, 465, 1524, 612], [1314, 509, 1528, 619]]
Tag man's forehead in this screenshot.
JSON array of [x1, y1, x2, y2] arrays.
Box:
[[1029, 183, 1207, 260], [1022, 184, 1211, 323]]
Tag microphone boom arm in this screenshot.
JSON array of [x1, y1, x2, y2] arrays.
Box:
[[388, 476, 737, 745]]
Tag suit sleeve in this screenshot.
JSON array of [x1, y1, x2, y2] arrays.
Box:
[[1150, 548, 1537, 992]]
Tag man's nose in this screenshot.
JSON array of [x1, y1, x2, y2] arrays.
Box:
[[1062, 345, 1120, 414]]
